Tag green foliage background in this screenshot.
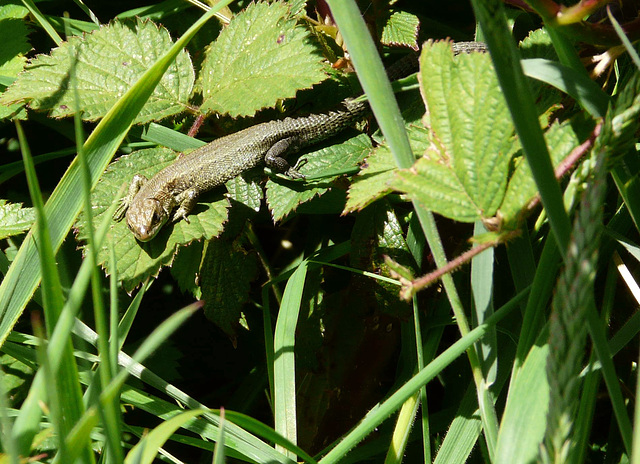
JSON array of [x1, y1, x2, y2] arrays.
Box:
[[0, 0, 638, 463]]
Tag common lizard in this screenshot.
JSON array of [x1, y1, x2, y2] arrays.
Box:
[[114, 42, 486, 241]]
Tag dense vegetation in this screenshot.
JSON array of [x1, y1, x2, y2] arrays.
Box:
[[0, 0, 638, 462]]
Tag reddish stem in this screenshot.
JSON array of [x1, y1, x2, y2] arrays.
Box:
[[404, 239, 498, 300], [188, 114, 206, 138]]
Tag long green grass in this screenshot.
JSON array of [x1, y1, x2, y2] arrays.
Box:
[[0, 0, 639, 463]]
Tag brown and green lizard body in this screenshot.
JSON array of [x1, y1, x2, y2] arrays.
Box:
[[114, 42, 486, 241]]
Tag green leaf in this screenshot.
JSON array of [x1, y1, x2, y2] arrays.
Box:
[[518, 28, 563, 117], [380, 11, 419, 51], [226, 174, 263, 212], [0, 200, 35, 240], [0, 16, 30, 119], [199, 1, 326, 117], [0, 353, 33, 406], [471, 0, 572, 255], [327, 0, 414, 173], [495, 343, 549, 464], [0, 99, 26, 119], [75, 148, 229, 291], [0, 18, 194, 123], [390, 42, 516, 223], [498, 120, 579, 227], [0, 2, 30, 20], [519, 28, 556, 60], [199, 236, 258, 339], [345, 120, 433, 214], [266, 133, 372, 222], [350, 201, 411, 317], [171, 240, 204, 299], [344, 143, 400, 213]]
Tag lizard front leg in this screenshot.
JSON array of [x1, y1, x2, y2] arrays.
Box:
[[113, 174, 147, 221], [172, 188, 199, 223]]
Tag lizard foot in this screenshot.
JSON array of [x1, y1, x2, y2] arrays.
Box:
[[285, 158, 307, 179], [113, 199, 128, 222]]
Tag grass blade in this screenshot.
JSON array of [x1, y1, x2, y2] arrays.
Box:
[[14, 121, 90, 460], [495, 342, 549, 464], [521, 58, 609, 118], [273, 260, 308, 457]]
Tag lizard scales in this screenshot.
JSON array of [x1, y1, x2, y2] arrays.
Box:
[[115, 42, 485, 241], [163, 97, 369, 194]]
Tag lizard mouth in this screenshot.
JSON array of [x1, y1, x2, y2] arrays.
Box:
[[128, 221, 163, 242]]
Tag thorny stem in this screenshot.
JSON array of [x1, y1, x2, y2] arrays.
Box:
[[401, 240, 497, 300], [187, 114, 206, 138]]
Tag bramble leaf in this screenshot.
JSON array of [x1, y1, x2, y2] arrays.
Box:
[[199, 236, 258, 340], [344, 124, 429, 213], [199, 1, 327, 117], [498, 120, 580, 227], [0, 200, 35, 240], [0, 14, 31, 120], [350, 201, 412, 317], [0, 18, 30, 80], [0, 2, 30, 20], [171, 240, 204, 300], [391, 41, 517, 223], [226, 174, 263, 212], [75, 148, 228, 291], [380, 11, 420, 50], [1, 18, 194, 124]]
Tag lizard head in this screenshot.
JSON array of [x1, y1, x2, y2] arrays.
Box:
[[125, 197, 169, 242]]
